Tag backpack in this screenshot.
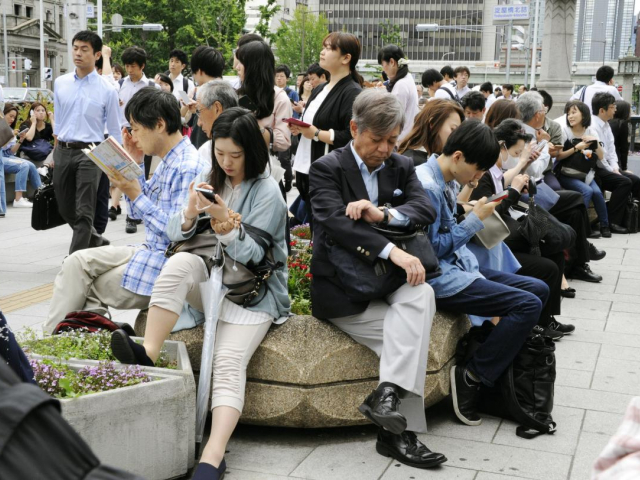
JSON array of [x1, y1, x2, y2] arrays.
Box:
[[438, 86, 462, 106], [53, 311, 136, 336], [118, 78, 156, 88], [623, 195, 639, 233], [456, 321, 558, 439], [0, 362, 144, 480]]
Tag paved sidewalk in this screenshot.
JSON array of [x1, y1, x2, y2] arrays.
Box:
[[2, 203, 639, 480]]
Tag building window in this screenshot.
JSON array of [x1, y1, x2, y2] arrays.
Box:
[[14, 4, 21, 16], [46, 10, 52, 22], [26, 6, 32, 17]]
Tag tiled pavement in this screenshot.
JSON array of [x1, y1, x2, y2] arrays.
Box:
[[2, 200, 639, 480]]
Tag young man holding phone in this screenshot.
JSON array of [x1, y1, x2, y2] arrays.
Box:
[[415, 120, 549, 426]]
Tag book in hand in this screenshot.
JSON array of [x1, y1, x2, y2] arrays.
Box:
[[82, 136, 143, 181]]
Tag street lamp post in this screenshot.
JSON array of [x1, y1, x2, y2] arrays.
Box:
[[441, 52, 455, 61]]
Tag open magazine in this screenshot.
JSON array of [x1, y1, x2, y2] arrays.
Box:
[[82, 136, 143, 181]]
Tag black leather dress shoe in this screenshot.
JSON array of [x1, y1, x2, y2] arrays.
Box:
[[358, 382, 407, 435], [450, 365, 482, 426], [600, 226, 612, 238], [588, 230, 602, 239], [569, 263, 602, 283], [376, 429, 447, 469], [111, 329, 155, 367], [588, 243, 606, 261], [610, 224, 629, 234]]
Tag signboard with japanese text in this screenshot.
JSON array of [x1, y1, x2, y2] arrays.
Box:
[[493, 4, 530, 22]]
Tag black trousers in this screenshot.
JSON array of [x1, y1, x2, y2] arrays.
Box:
[[514, 251, 563, 326], [596, 167, 632, 225], [93, 173, 110, 235], [622, 171, 640, 199], [548, 190, 591, 267], [295, 171, 313, 233], [53, 148, 102, 254]]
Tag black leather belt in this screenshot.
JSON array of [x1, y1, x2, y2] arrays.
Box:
[[58, 141, 101, 149]]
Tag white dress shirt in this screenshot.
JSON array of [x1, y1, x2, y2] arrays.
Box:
[[570, 81, 622, 114], [590, 115, 619, 171], [171, 73, 196, 101], [433, 83, 459, 101], [118, 74, 158, 126]]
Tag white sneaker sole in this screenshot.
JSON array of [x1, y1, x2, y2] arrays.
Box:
[[450, 365, 482, 426]]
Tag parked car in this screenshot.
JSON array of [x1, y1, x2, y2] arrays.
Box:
[[2, 87, 54, 105]]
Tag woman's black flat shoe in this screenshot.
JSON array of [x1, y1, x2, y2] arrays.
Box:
[[560, 288, 576, 298]]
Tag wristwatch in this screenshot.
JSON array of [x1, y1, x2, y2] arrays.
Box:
[[380, 207, 390, 227], [313, 128, 321, 142]]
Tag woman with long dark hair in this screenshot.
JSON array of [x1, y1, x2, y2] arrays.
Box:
[[398, 99, 465, 166], [289, 32, 364, 228], [18, 101, 54, 166], [1, 103, 42, 208], [111, 107, 290, 480], [378, 45, 418, 142], [235, 40, 292, 153]]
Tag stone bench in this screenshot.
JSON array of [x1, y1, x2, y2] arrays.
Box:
[[134, 311, 470, 428], [5, 173, 37, 203]]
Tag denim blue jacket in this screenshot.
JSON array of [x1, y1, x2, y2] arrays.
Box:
[[416, 155, 485, 298]]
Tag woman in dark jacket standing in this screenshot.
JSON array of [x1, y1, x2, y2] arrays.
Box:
[[290, 32, 363, 228]]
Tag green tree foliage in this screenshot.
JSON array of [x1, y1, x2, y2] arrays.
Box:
[[101, 0, 246, 76], [379, 19, 405, 49], [273, 6, 329, 76], [254, 0, 281, 43]]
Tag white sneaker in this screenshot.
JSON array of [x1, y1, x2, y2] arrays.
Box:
[[13, 198, 33, 208], [37, 166, 49, 176]]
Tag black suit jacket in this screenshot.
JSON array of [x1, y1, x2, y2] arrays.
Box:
[[309, 144, 437, 319]]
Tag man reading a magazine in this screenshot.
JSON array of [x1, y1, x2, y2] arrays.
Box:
[[44, 87, 207, 335]]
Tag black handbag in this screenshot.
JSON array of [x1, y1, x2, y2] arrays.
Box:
[[517, 181, 576, 256], [31, 184, 66, 231], [327, 225, 441, 302], [558, 138, 598, 180], [165, 218, 283, 307], [456, 322, 557, 439], [19, 138, 53, 163], [623, 195, 639, 234]]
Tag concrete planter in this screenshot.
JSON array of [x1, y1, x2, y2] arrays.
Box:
[[56, 362, 195, 480], [27, 337, 196, 477]]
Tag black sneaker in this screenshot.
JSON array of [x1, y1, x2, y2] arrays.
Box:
[[125, 216, 138, 234], [600, 226, 612, 238], [450, 365, 482, 426], [110, 329, 154, 367], [548, 318, 575, 335], [533, 324, 563, 341], [108, 206, 118, 221]]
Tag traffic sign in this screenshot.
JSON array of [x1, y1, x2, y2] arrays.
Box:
[[617, 85, 623, 93], [43, 67, 53, 81], [493, 4, 530, 21], [24, 59, 32, 70], [11, 60, 15, 70]]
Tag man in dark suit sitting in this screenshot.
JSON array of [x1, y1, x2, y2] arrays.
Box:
[[309, 88, 446, 470]]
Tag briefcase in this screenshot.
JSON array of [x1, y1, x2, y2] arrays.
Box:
[[31, 184, 66, 231]]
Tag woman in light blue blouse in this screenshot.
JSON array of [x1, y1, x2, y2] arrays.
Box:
[[111, 107, 290, 480]]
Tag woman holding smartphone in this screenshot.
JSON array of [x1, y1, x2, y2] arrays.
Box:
[[1, 103, 42, 208], [110, 108, 290, 480], [289, 32, 364, 230]]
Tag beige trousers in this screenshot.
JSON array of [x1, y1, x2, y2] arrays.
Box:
[[329, 282, 436, 433], [45, 246, 150, 335], [149, 251, 272, 413]]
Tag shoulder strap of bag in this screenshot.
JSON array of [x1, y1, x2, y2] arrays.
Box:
[[118, 78, 124, 87], [243, 223, 274, 252], [148, 80, 155, 88], [579, 85, 587, 102], [183, 77, 189, 93]]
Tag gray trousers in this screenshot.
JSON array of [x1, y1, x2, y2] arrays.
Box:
[[53, 147, 102, 254], [329, 282, 436, 433]]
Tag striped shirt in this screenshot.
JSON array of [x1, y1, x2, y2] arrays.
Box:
[[121, 136, 207, 296]]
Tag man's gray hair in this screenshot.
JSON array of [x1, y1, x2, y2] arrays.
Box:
[[197, 80, 238, 110], [517, 91, 544, 124], [352, 88, 405, 136]]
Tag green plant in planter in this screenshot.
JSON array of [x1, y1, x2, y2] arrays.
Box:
[[30, 358, 152, 399], [19, 328, 177, 369], [287, 242, 313, 315]]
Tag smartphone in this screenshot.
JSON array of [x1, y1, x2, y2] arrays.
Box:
[[19, 127, 29, 134], [536, 139, 548, 152], [282, 117, 312, 128], [486, 191, 509, 203], [178, 90, 193, 105], [194, 187, 217, 203]]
